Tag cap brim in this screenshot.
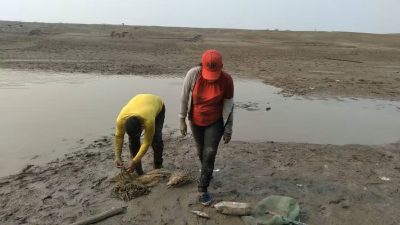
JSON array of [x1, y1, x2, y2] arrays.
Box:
[[202, 68, 221, 81]]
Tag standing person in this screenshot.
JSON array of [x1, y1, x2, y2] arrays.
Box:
[[180, 49, 234, 206], [114, 94, 165, 175]]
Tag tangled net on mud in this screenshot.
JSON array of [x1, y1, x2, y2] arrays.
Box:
[[112, 179, 150, 201], [110, 168, 194, 201], [111, 169, 149, 201]]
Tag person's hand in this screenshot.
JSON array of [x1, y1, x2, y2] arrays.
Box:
[[114, 158, 124, 168], [223, 132, 231, 144], [125, 160, 136, 172], [180, 118, 187, 136]]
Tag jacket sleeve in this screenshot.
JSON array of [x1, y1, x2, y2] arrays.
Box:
[[223, 72, 234, 134], [114, 118, 125, 160], [223, 98, 234, 134], [132, 120, 155, 163], [179, 67, 197, 119]]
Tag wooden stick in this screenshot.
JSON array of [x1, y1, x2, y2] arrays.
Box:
[[70, 206, 126, 225]]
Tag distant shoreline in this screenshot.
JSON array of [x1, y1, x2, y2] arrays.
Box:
[[1, 20, 398, 35]]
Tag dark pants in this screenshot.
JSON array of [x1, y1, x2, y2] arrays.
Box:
[[128, 105, 165, 174], [190, 118, 224, 192]]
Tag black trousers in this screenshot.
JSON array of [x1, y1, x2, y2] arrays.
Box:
[[190, 118, 224, 192], [128, 105, 165, 174]]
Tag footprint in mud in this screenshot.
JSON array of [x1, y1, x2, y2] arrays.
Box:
[[318, 204, 328, 215], [211, 180, 223, 189], [85, 136, 113, 149], [42, 195, 67, 208], [30, 155, 39, 160], [77, 138, 85, 144], [329, 198, 351, 209], [91, 176, 108, 189], [284, 159, 297, 167]]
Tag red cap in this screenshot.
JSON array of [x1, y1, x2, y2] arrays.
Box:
[[201, 49, 223, 81]]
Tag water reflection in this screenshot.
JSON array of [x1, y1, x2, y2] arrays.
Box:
[[0, 69, 399, 176]]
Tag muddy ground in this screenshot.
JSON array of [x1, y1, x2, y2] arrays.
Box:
[[0, 21, 400, 100], [0, 21, 400, 225], [1, 132, 399, 225]]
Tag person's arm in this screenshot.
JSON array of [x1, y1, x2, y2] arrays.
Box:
[[179, 67, 197, 119], [114, 119, 125, 161], [223, 74, 234, 142], [132, 120, 155, 163], [179, 67, 198, 135], [224, 100, 234, 134]]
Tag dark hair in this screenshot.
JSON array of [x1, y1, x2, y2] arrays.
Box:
[[125, 116, 142, 137]]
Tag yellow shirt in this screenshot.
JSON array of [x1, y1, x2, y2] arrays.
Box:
[[114, 94, 164, 163]]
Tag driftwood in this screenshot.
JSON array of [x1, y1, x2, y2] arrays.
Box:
[[70, 206, 126, 225]]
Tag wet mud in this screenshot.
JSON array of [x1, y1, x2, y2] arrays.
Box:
[[1, 133, 399, 225]]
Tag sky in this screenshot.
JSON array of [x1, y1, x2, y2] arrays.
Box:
[[0, 0, 399, 34]]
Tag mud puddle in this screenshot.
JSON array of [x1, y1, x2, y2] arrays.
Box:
[[1, 69, 400, 177]]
